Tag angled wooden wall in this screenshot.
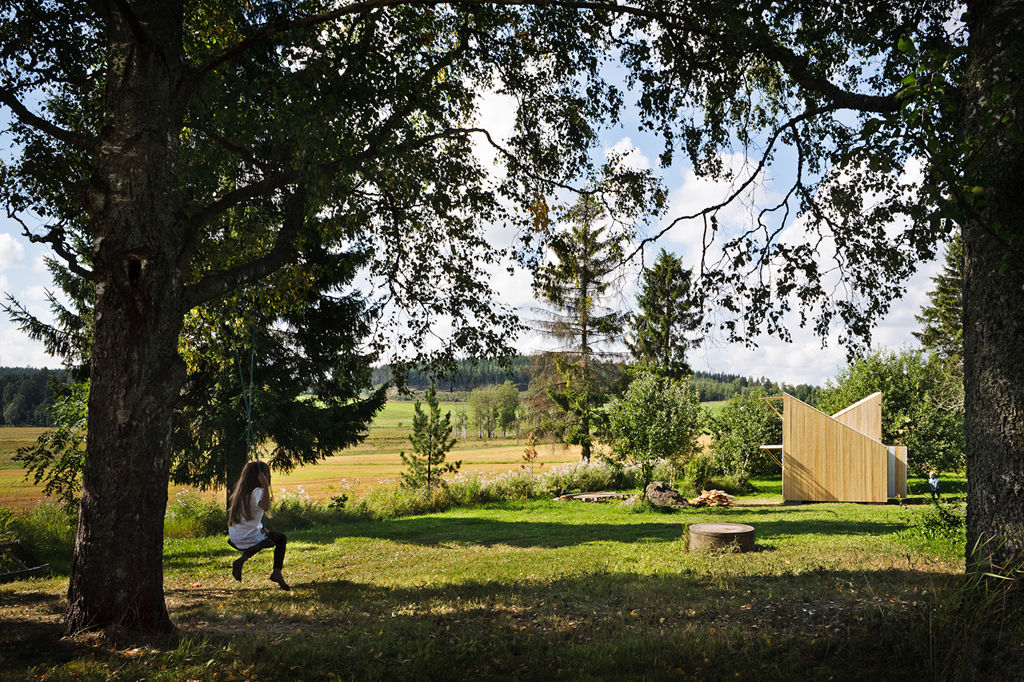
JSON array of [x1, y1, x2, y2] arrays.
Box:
[[831, 392, 882, 442], [782, 394, 890, 503]]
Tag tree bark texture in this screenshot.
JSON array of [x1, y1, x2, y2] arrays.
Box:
[[65, 3, 187, 634], [962, 0, 1024, 573]]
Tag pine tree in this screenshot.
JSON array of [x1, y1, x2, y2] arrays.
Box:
[[913, 232, 964, 414], [628, 249, 702, 380], [533, 195, 628, 462], [400, 383, 460, 490], [914, 232, 963, 365]]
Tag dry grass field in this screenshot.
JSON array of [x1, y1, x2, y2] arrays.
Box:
[[0, 404, 585, 511]]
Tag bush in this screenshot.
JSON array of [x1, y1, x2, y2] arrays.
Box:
[[682, 451, 721, 490], [164, 490, 225, 539], [1, 503, 76, 573], [542, 461, 637, 497], [271, 486, 346, 529]]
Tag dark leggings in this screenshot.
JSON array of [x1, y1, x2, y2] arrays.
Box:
[[231, 531, 287, 572]]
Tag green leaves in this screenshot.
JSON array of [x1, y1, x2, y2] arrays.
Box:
[[606, 369, 703, 493]]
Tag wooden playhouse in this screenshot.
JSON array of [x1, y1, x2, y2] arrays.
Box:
[[761, 392, 907, 503]]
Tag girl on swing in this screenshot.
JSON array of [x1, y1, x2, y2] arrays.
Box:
[[227, 461, 290, 590]]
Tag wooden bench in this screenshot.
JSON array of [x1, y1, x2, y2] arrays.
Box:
[[0, 540, 50, 583]]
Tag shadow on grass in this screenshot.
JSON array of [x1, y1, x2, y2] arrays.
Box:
[[160, 567, 983, 680], [5, 563, 1015, 680]]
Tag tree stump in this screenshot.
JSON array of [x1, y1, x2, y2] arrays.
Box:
[[687, 523, 755, 552]]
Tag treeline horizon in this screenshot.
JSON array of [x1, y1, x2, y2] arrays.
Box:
[[371, 356, 821, 404], [0, 367, 70, 427]]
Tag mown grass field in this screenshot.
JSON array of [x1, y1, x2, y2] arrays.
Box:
[[2, 485, 996, 681]]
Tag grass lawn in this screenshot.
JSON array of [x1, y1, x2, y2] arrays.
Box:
[[1, 485, 1003, 681]]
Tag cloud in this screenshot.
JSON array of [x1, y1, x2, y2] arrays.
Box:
[[0, 325, 60, 368], [605, 137, 651, 171], [0, 232, 25, 271], [472, 90, 518, 176]]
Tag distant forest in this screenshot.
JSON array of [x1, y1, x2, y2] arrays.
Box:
[[0, 367, 69, 426], [372, 356, 821, 404]]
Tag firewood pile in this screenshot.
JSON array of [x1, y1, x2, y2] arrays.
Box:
[[688, 490, 735, 508]]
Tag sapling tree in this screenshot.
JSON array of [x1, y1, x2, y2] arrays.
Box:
[[607, 369, 703, 497], [400, 383, 461, 490]]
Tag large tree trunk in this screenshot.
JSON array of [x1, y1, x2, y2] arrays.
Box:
[[962, 0, 1024, 574], [64, 3, 187, 634]]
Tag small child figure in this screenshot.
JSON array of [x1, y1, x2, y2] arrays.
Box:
[[227, 460, 290, 590], [928, 470, 940, 500]]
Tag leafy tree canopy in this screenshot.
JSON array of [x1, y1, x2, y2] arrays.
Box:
[[816, 347, 964, 474], [606, 369, 703, 496]]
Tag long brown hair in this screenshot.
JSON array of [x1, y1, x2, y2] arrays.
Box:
[[228, 461, 270, 526]]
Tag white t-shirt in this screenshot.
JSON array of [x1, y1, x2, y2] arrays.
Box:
[[228, 487, 266, 549]]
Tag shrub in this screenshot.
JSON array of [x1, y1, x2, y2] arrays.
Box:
[[164, 490, 225, 539], [682, 451, 721, 491], [2, 503, 76, 572], [708, 388, 781, 478]]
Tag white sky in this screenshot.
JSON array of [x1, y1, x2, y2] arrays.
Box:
[[0, 88, 941, 388]]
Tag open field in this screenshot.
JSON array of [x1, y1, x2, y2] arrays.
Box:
[[0, 402, 583, 511], [2, 490, 1006, 680], [0, 427, 48, 470]]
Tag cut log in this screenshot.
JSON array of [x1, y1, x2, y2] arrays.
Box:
[[555, 491, 629, 502], [687, 522, 755, 553]]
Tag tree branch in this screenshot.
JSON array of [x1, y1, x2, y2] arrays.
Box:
[[626, 105, 840, 262], [758, 40, 899, 114], [182, 185, 308, 310], [185, 168, 301, 234], [11, 213, 95, 281], [0, 88, 98, 153]]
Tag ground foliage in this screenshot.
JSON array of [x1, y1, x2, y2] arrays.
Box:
[[4, 493, 1022, 680]]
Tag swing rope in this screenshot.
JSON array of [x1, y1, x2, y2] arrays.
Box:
[[235, 337, 256, 460]]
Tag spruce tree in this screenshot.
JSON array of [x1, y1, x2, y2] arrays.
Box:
[[400, 383, 460, 490], [628, 249, 702, 380], [914, 232, 963, 365], [533, 195, 628, 462]]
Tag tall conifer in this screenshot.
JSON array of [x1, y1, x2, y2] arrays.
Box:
[[533, 195, 627, 462], [628, 249, 702, 380]]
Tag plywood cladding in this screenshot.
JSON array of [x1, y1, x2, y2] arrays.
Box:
[[781, 393, 891, 503], [830, 392, 882, 442]]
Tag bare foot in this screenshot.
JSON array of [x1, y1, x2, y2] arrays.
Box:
[[269, 572, 290, 591]]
